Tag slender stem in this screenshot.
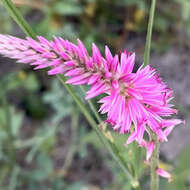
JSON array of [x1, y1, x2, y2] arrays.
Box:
[[150, 132, 159, 190], [143, 0, 159, 189], [2, 1, 142, 188], [143, 0, 159, 188], [144, 0, 157, 66]]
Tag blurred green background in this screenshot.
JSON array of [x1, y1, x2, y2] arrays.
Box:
[[0, 0, 189, 189]]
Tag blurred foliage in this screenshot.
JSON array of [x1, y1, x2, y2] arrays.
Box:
[[0, 0, 188, 52], [0, 0, 190, 189]]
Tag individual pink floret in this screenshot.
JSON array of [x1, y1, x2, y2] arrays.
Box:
[[157, 168, 172, 182]]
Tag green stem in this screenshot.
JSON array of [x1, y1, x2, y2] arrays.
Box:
[[143, 0, 159, 189], [2, 1, 141, 189], [150, 132, 159, 190], [144, 0, 157, 66]]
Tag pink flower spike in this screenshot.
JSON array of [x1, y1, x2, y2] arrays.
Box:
[[157, 168, 172, 182], [0, 34, 184, 161]]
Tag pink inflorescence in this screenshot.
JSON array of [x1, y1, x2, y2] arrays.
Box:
[[0, 35, 184, 165]]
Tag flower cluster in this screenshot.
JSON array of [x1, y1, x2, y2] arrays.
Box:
[[0, 34, 184, 179]]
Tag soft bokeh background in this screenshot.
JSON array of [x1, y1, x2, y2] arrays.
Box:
[[0, 0, 189, 189]]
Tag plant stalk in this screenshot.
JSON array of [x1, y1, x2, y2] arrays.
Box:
[[144, 0, 159, 189], [150, 132, 159, 190], [144, 0, 157, 66]]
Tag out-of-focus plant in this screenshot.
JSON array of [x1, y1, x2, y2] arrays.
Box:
[[0, 71, 43, 189], [0, 1, 187, 190], [0, 72, 80, 189], [1, 0, 144, 189]]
